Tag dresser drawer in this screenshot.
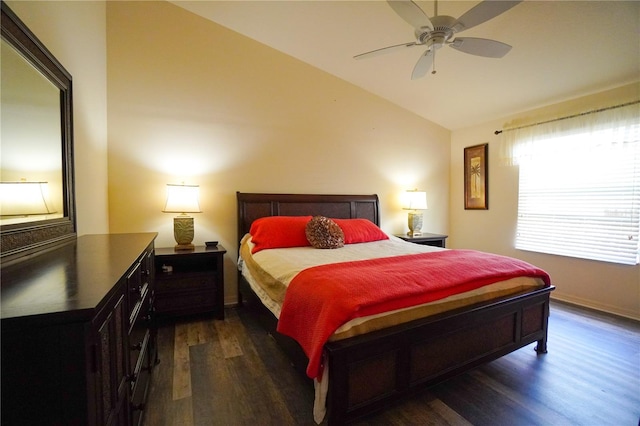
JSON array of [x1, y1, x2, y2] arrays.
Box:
[[126, 260, 143, 315], [128, 290, 151, 373], [127, 247, 153, 325], [130, 356, 151, 426]]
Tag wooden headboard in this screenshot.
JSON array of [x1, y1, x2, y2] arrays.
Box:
[[236, 192, 380, 244]]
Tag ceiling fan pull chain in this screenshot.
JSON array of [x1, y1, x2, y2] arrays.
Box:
[[432, 51, 437, 74]]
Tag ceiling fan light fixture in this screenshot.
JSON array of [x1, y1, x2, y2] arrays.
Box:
[[428, 35, 446, 50]]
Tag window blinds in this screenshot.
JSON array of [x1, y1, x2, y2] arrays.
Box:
[[504, 102, 640, 265]]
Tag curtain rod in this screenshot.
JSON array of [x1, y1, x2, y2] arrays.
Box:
[[494, 100, 639, 135]]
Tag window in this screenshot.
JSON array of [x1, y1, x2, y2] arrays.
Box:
[[501, 102, 640, 265]]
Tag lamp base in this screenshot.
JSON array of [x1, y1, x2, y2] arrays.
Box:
[[407, 211, 423, 237], [173, 214, 195, 251], [174, 243, 195, 251]]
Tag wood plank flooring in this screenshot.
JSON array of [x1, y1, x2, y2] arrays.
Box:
[[144, 302, 640, 425]]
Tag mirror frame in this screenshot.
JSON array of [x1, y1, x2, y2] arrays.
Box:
[[1, 2, 76, 262]]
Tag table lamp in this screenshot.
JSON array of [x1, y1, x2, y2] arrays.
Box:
[[163, 183, 201, 251], [403, 189, 428, 237]]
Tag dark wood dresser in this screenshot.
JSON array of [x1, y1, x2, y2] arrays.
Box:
[[1, 233, 157, 426]]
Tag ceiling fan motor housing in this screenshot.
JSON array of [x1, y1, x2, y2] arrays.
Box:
[[415, 15, 457, 50]]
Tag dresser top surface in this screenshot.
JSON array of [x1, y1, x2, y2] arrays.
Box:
[[1, 233, 157, 321]]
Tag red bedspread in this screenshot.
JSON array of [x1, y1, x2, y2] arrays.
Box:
[[276, 249, 551, 379]]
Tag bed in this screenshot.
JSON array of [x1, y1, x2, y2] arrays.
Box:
[[236, 192, 554, 425]]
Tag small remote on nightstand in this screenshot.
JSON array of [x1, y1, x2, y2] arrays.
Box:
[[205, 241, 218, 247]]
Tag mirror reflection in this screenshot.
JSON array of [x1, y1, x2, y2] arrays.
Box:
[[0, 39, 64, 225]]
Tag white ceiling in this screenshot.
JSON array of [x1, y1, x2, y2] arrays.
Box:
[[171, 1, 640, 130]]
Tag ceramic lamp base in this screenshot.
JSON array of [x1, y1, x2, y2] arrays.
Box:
[[174, 243, 195, 251], [407, 211, 423, 237], [173, 214, 195, 251]]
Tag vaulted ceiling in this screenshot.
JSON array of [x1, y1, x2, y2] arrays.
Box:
[[171, 1, 639, 130]]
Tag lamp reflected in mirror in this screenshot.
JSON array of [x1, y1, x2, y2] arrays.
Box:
[[0, 181, 57, 224], [163, 183, 201, 251], [402, 189, 428, 237]]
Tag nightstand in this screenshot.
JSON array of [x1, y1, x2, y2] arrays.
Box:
[[154, 245, 226, 319], [394, 233, 448, 248]]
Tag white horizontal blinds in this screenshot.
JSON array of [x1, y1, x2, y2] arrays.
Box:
[[505, 102, 640, 265], [517, 140, 640, 264]]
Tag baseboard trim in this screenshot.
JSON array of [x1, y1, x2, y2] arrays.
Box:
[[551, 293, 640, 322]]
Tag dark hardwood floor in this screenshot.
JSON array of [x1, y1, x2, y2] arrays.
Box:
[[145, 301, 640, 425]]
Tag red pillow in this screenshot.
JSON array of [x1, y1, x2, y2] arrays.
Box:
[[332, 218, 388, 244], [249, 216, 312, 253]]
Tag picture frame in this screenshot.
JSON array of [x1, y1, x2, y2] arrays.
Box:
[[464, 143, 488, 210]]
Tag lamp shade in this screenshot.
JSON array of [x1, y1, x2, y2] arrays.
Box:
[[402, 190, 428, 210], [0, 181, 56, 216], [163, 184, 201, 213]]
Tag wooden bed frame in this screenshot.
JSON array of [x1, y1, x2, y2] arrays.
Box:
[[236, 192, 554, 425]]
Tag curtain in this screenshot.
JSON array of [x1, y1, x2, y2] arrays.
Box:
[[500, 102, 640, 166]]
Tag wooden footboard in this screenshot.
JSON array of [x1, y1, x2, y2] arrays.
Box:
[[324, 286, 553, 424]]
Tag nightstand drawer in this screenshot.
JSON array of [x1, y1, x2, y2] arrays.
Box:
[[155, 273, 215, 292], [155, 289, 216, 313]]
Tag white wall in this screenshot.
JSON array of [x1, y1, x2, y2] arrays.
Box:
[[105, 1, 451, 304], [6, 0, 110, 235], [450, 83, 640, 320]]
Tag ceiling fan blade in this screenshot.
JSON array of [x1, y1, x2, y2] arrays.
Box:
[[449, 37, 512, 58], [387, 0, 433, 31], [411, 49, 433, 80], [354, 41, 419, 60], [455, 0, 522, 32]]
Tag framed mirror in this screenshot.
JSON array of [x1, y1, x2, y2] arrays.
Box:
[[1, 2, 76, 262]]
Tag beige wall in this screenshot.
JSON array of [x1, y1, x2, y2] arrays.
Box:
[[106, 1, 450, 304], [7, 1, 110, 235], [450, 83, 640, 320]]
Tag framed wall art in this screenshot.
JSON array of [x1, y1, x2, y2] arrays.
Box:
[[464, 143, 488, 210]]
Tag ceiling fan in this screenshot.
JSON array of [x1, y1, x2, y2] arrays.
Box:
[[354, 0, 522, 79]]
